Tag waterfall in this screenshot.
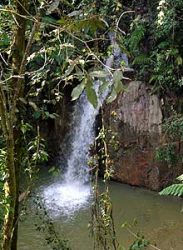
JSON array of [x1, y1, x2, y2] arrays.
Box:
[[64, 92, 99, 185], [43, 83, 106, 217], [43, 33, 125, 217]]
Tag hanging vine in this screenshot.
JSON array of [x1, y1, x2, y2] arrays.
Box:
[[89, 108, 118, 250]]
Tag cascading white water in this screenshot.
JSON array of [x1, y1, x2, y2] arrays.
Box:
[[64, 93, 99, 184], [43, 33, 125, 217], [43, 84, 107, 216]]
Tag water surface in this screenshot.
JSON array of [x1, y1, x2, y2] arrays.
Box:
[[18, 176, 183, 250]]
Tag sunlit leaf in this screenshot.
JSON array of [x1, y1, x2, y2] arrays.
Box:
[[106, 88, 117, 103], [89, 70, 108, 78], [63, 64, 75, 79], [99, 80, 108, 93], [177, 174, 183, 182], [159, 184, 183, 197], [71, 81, 85, 100], [86, 75, 98, 108], [113, 70, 123, 94], [176, 56, 182, 65]]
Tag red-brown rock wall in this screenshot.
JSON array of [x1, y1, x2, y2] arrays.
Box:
[[103, 81, 182, 191]]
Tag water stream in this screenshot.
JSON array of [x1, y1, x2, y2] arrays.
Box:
[[42, 91, 96, 216]]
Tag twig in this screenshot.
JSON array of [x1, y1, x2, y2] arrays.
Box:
[[0, 53, 8, 66], [0, 8, 36, 22], [116, 10, 135, 30]]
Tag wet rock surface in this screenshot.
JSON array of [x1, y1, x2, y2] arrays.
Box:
[[103, 81, 182, 191]]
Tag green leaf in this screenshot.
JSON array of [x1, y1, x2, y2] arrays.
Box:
[[176, 56, 182, 65], [20, 123, 32, 134], [57, 16, 71, 25], [33, 111, 41, 119], [132, 54, 150, 65], [107, 88, 117, 103], [63, 64, 75, 79], [42, 16, 57, 24], [0, 33, 10, 46], [177, 174, 183, 182], [47, 113, 59, 119], [86, 75, 98, 108], [159, 184, 183, 197], [29, 101, 39, 111], [89, 70, 108, 78], [121, 222, 128, 228], [72, 17, 105, 33], [113, 71, 123, 92], [99, 80, 108, 93], [71, 81, 85, 101]]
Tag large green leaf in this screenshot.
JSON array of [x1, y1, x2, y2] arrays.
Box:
[[107, 70, 123, 103], [113, 70, 123, 94], [106, 88, 117, 103], [42, 16, 57, 24], [89, 70, 108, 78], [0, 33, 10, 47], [63, 64, 75, 79], [71, 81, 85, 101], [72, 17, 105, 33], [159, 184, 183, 197], [86, 75, 98, 108], [99, 80, 108, 93], [177, 174, 183, 182]]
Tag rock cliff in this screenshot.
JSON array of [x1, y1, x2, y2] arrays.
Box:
[[103, 81, 182, 190]]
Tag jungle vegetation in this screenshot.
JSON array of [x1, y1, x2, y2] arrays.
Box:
[[0, 0, 182, 249]]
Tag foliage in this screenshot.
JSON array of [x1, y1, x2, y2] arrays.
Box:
[[129, 236, 149, 250], [157, 114, 183, 198], [150, 45, 183, 92], [155, 114, 183, 166], [162, 114, 183, 141], [121, 221, 150, 250], [127, 17, 146, 53], [160, 183, 183, 197], [0, 147, 6, 227], [123, 0, 183, 94], [20, 122, 49, 185], [159, 174, 183, 197], [155, 144, 177, 166], [82, 0, 122, 18]]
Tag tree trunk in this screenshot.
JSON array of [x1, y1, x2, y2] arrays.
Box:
[[2, 134, 16, 250], [1, 1, 28, 249], [11, 1, 28, 249]]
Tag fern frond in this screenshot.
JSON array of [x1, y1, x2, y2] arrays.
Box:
[[177, 174, 183, 182], [128, 24, 145, 51], [132, 54, 150, 65], [159, 184, 183, 197]]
